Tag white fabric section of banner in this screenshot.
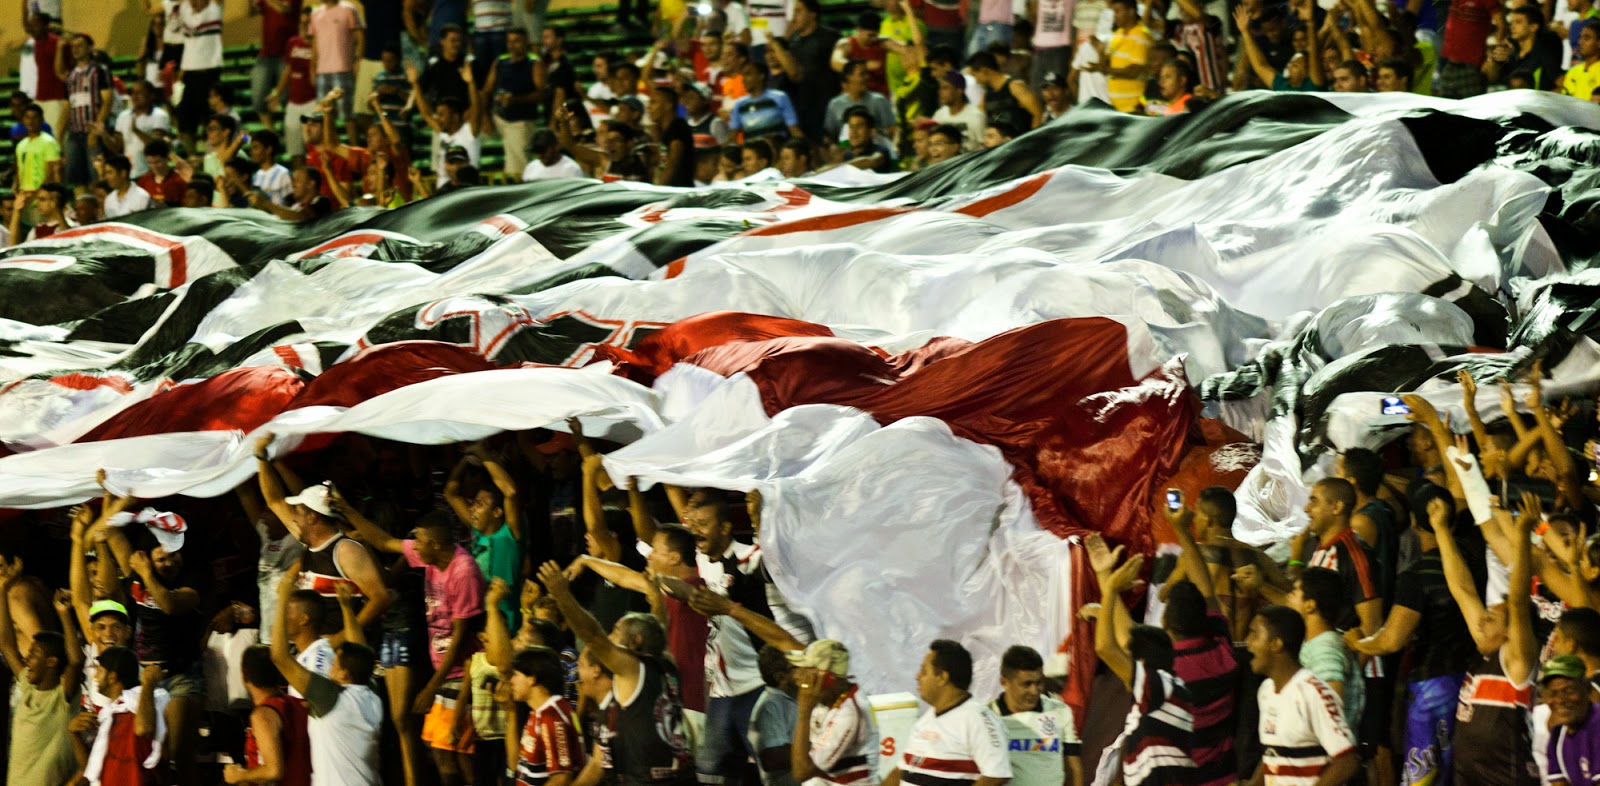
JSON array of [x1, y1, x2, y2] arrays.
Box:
[[601, 369, 1077, 700]]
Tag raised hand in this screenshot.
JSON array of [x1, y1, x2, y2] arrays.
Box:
[[536, 560, 571, 598], [486, 577, 510, 608]]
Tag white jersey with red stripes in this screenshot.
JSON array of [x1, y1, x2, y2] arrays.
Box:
[[1257, 669, 1356, 786], [900, 697, 1013, 786], [805, 686, 880, 786]]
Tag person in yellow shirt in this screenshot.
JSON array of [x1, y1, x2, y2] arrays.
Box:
[[1084, 0, 1154, 112], [1563, 23, 1600, 100]]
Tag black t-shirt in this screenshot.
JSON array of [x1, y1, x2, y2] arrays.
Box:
[[606, 151, 651, 182], [1504, 30, 1565, 89], [422, 53, 472, 106], [784, 25, 841, 138], [1393, 551, 1474, 680], [494, 55, 539, 122], [662, 117, 695, 187], [543, 53, 579, 121], [847, 141, 896, 173]]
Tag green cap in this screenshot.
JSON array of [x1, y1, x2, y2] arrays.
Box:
[[1540, 654, 1587, 684], [88, 599, 129, 622]]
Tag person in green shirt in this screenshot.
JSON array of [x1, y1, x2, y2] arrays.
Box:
[[445, 443, 522, 626], [14, 102, 62, 191]]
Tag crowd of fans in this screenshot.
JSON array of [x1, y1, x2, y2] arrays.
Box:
[[6, 2, 1600, 786], [8, 0, 1600, 238], [0, 356, 1596, 786]]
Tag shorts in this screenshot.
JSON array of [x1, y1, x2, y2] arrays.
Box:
[[155, 664, 206, 699], [316, 72, 357, 121], [1400, 674, 1464, 786], [380, 630, 425, 669], [1359, 673, 1395, 758], [422, 679, 476, 754]]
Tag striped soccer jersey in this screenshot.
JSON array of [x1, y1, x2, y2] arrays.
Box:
[[1258, 669, 1356, 786], [517, 695, 584, 786], [901, 697, 1013, 786], [805, 686, 880, 786]]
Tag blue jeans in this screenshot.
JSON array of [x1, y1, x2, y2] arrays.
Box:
[[251, 56, 284, 116], [63, 129, 94, 186], [696, 689, 760, 785], [967, 22, 1013, 57], [473, 30, 507, 66]]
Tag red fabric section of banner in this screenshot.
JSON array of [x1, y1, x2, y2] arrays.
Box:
[[79, 366, 306, 442]]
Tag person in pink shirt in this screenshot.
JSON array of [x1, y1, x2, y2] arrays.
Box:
[[308, 0, 365, 143], [339, 508, 485, 786]]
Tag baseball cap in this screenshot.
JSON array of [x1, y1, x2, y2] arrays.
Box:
[[89, 599, 130, 623], [786, 639, 850, 677], [1041, 70, 1066, 88], [301, 111, 325, 123], [943, 69, 966, 90], [284, 481, 341, 519], [685, 81, 714, 101], [616, 95, 644, 114], [1541, 655, 1588, 684], [444, 145, 472, 163]]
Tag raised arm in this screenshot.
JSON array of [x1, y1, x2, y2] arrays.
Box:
[[1430, 495, 1489, 648], [1504, 493, 1539, 684], [53, 589, 86, 699], [335, 583, 366, 648], [571, 555, 652, 595], [255, 434, 307, 540], [408, 63, 444, 133], [328, 489, 404, 554], [443, 453, 478, 526], [0, 557, 29, 676], [472, 444, 522, 539], [335, 540, 393, 628], [269, 565, 315, 697], [1232, 6, 1278, 86], [535, 561, 642, 690], [688, 586, 805, 651], [571, 421, 622, 562], [69, 505, 100, 633], [1300, 4, 1325, 87], [1167, 506, 1221, 614], [1086, 534, 1137, 686], [485, 578, 514, 673]]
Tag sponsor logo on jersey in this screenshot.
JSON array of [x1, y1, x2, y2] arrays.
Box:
[[1008, 738, 1061, 753]]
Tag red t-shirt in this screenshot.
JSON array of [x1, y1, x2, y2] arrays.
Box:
[[100, 712, 159, 786], [286, 36, 318, 105], [1441, 0, 1496, 65], [663, 575, 709, 713], [844, 38, 889, 95], [136, 171, 188, 206], [516, 696, 585, 786], [245, 695, 312, 786], [34, 34, 67, 101], [915, 0, 964, 30], [306, 146, 369, 199], [260, 0, 305, 58], [691, 40, 715, 83]]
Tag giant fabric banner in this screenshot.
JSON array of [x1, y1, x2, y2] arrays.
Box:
[[5, 92, 1600, 713]]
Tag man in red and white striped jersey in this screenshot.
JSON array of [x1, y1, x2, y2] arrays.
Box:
[[790, 640, 879, 786], [1247, 606, 1359, 786], [510, 646, 585, 786], [882, 640, 1011, 786]]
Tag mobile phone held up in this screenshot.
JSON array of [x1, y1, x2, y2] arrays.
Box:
[[1165, 488, 1183, 511], [1381, 396, 1410, 416]]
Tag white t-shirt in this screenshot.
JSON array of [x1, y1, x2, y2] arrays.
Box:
[[432, 123, 481, 186], [114, 107, 172, 177], [20, 38, 39, 98], [747, 0, 792, 45], [163, 0, 188, 45], [304, 674, 383, 786], [1256, 669, 1356, 786], [805, 689, 881, 786], [104, 184, 154, 218], [697, 542, 766, 698], [991, 695, 1080, 786], [522, 155, 586, 181], [203, 628, 260, 712], [256, 518, 305, 646], [289, 637, 336, 699], [932, 103, 987, 151], [900, 697, 1013, 786], [179, 0, 225, 72]]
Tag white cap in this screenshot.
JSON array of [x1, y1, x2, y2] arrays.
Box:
[[284, 481, 340, 519]]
